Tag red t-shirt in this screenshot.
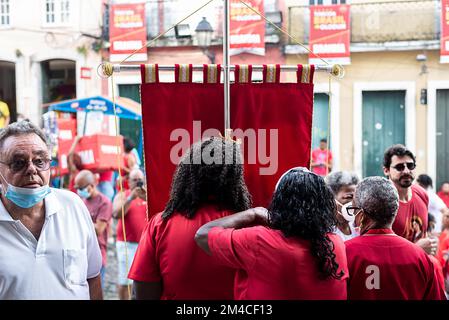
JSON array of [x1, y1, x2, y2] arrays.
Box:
[[436, 230, 449, 276], [346, 229, 445, 300], [208, 226, 348, 300], [437, 191, 449, 208], [99, 171, 114, 182], [128, 206, 235, 300], [392, 184, 429, 242], [116, 190, 148, 243], [83, 193, 113, 266], [428, 255, 445, 293], [311, 148, 333, 176], [68, 171, 79, 193]]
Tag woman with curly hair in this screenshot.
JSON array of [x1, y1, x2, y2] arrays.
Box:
[[128, 136, 251, 300], [196, 167, 348, 299]]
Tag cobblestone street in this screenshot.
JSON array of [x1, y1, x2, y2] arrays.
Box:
[[104, 220, 119, 300]]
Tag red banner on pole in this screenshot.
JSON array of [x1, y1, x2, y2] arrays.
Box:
[[230, 0, 265, 56], [110, 3, 147, 62], [309, 4, 350, 65], [140, 66, 313, 216], [441, 0, 449, 63]]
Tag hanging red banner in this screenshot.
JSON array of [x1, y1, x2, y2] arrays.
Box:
[[109, 3, 147, 62], [230, 0, 265, 56], [309, 4, 350, 65], [441, 0, 449, 63], [140, 65, 313, 216]]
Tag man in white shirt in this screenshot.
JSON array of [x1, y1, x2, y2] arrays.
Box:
[[0, 121, 102, 299], [417, 174, 447, 234]]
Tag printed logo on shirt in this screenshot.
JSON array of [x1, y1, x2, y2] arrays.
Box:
[[365, 265, 380, 290]]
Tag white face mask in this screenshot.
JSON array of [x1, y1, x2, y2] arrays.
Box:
[[336, 200, 357, 223]]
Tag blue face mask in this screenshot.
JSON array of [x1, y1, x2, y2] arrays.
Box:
[[1, 181, 51, 209], [77, 187, 90, 199]]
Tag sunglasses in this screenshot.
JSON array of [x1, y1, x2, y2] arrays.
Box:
[[0, 158, 52, 173], [341, 202, 363, 217], [391, 162, 416, 172]]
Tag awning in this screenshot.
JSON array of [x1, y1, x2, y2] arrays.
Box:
[[43, 96, 141, 120]]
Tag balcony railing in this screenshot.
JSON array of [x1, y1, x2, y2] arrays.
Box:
[[288, 0, 440, 45]]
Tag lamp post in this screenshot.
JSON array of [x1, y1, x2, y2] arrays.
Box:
[[195, 17, 216, 64]]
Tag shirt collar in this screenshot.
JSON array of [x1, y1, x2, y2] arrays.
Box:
[[0, 188, 60, 221], [364, 228, 395, 235], [0, 197, 13, 222], [44, 189, 61, 218]]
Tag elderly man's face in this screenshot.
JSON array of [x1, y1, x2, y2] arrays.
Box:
[[128, 170, 144, 190], [0, 134, 51, 188]]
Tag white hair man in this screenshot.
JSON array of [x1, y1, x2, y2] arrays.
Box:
[[0, 121, 102, 299]]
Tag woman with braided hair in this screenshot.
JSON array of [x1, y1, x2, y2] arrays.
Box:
[[195, 167, 348, 299], [129, 136, 251, 299]]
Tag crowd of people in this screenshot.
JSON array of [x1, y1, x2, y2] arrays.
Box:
[[0, 120, 449, 300]]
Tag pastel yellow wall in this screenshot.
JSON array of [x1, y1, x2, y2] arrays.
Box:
[[286, 50, 449, 175]]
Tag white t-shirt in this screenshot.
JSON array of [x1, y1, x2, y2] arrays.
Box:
[[0, 188, 102, 300], [334, 222, 359, 242], [428, 190, 447, 233]]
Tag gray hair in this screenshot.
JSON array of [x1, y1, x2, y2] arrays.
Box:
[[0, 120, 49, 150], [355, 176, 399, 224], [325, 171, 359, 195]]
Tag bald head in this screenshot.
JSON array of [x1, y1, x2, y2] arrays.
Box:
[[128, 168, 144, 189], [74, 170, 99, 200], [75, 170, 96, 186]]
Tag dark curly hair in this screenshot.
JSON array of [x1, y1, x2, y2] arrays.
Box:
[[162, 136, 252, 219], [383, 144, 416, 169], [268, 168, 344, 280]]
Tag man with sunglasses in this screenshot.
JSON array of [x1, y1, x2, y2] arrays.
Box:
[[0, 121, 103, 299], [383, 144, 437, 255]]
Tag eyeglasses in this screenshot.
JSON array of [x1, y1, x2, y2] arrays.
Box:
[[0, 157, 52, 173], [341, 202, 363, 217], [391, 162, 416, 172]]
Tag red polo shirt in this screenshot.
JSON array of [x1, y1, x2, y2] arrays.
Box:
[[346, 229, 445, 300], [393, 184, 429, 242], [208, 226, 348, 300], [116, 190, 148, 243], [128, 205, 235, 300]]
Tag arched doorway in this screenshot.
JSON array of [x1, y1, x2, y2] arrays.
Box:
[[41, 59, 76, 104], [0, 61, 16, 123]]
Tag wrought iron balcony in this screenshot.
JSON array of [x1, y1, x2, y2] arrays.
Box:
[[287, 0, 440, 45]]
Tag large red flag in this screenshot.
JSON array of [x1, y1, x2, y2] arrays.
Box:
[[140, 64, 314, 216]]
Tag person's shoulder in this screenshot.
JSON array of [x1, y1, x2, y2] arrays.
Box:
[[148, 211, 164, 227], [392, 235, 428, 256], [327, 232, 346, 247], [412, 184, 428, 199], [343, 234, 364, 249], [48, 188, 92, 223], [98, 192, 112, 205], [50, 187, 82, 203]]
